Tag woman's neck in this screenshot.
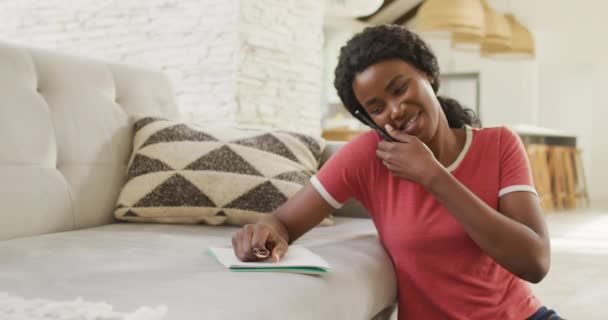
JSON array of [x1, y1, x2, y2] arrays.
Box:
[[427, 118, 467, 168]]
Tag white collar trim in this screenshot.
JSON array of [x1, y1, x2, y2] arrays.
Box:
[[445, 125, 472, 172]]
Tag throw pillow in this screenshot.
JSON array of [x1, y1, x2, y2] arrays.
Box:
[[114, 116, 331, 226]]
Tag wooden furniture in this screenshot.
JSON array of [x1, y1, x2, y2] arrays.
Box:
[[572, 149, 591, 208], [548, 146, 577, 210], [524, 145, 589, 212], [516, 125, 589, 212], [321, 128, 369, 141], [525, 144, 554, 211]]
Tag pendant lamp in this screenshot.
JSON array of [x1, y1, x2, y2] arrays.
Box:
[[325, 0, 383, 18], [453, 0, 512, 51], [483, 14, 535, 58], [416, 0, 485, 40]]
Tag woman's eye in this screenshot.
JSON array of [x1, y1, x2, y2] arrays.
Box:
[[394, 86, 407, 95], [371, 106, 384, 114]]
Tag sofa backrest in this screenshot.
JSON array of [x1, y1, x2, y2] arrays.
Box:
[[0, 42, 178, 240], [0, 42, 369, 241]]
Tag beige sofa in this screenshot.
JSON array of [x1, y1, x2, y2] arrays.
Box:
[[0, 41, 397, 319]]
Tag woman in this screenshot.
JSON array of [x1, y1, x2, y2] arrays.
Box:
[[232, 25, 562, 320]]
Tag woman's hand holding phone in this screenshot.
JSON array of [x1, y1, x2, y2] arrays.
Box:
[[376, 124, 444, 188]]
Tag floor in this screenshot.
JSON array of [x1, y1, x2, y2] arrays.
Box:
[[530, 206, 608, 319]]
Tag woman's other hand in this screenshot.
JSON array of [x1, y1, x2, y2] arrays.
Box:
[[376, 124, 443, 188], [232, 221, 289, 262]]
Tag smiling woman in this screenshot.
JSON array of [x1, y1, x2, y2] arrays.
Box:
[[329, 24, 559, 320], [232, 24, 562, 320]]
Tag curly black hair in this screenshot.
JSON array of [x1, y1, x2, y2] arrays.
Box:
[[334, 24, 481, 128]]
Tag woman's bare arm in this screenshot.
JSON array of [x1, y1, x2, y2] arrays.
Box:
[[266, 182, 335, 244], [426, 170, 550, 283]]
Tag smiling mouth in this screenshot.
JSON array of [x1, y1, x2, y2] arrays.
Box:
[[398, 111, 420, 132]]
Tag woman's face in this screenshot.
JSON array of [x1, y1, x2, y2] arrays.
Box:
[[352, 58, 441, 143]]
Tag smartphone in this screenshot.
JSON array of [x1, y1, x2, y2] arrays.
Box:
[[354, 109, 397, 142]]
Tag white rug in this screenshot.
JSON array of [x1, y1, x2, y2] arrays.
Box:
[[0, 292, 167, 320]]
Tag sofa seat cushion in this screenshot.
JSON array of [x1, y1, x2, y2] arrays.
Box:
[[0, 217, 396, 320]]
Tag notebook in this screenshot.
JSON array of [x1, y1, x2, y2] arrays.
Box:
[[208, 245, 331, 275]]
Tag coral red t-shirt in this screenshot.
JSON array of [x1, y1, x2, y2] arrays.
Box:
[[311, 126, 542, 320]]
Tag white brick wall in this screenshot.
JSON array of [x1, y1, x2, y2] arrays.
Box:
[[0, 0, 324, 135], [236, 0, 325, 133]]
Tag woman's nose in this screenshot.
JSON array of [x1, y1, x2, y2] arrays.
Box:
[[390, 101, 407, 120]]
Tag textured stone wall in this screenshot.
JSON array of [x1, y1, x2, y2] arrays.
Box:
[[0, 0, 324, 134]]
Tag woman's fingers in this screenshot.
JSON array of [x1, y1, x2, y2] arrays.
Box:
[[376, 140, 395, 152], [251, 225, 271, 250], [385, 124, 414, 143], [231, 225, 257, 261], [376, 148, 391, 162], [231, 223, 289, 262], [251, 225, 272, 259], [231, 233, 240, 259], [232, 229, 248, 261], [270, 237, 288, 262], [383, 160, 397, 171]]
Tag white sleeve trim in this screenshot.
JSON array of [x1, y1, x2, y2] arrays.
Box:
[[310, 175, 343, 209], [498, 185, 538, 197]]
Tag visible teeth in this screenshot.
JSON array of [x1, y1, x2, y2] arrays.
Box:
[[406, 112, 419, 127]]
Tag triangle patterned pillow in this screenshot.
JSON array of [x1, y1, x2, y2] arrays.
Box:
[[114, 116, 332, 226]]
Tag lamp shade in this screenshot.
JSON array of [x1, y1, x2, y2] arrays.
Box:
[[416, 0, 485, 40], [483, 14, 535, 58], [452, 33, 482, 51], [452, 0, 511, 51], [325, 0, 384, 18], [481, 12, 511, 52]]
